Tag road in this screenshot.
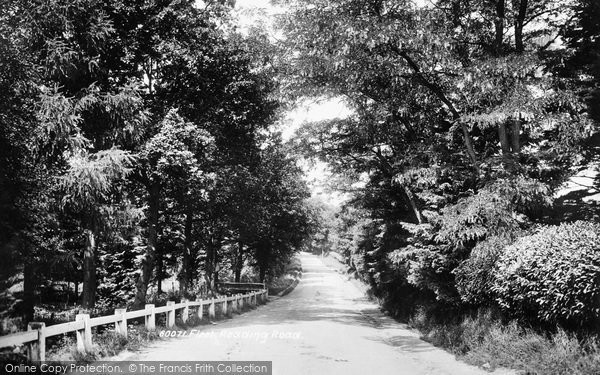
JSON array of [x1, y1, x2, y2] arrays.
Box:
[[129, 252, 508, 375]]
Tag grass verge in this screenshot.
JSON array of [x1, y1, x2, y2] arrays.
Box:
[[408, 307, 600, 374], [267, 256, 302, 296], [48, 315, 207, 362]]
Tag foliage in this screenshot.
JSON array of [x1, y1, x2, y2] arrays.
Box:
[[281, 0, 600, 341], [0, 0, 316, 324], [434, 177, 551, 247], [60, 149, 135, 208], [493, 221, 600, 327], [454, 235, 516, 305], [389, 244, 459, 302]]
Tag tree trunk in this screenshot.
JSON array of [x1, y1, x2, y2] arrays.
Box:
[[180, 210, 194, 295], [213, 266, 219, 289], [204, 234, 220, 293], [402, 186, 424, 224], [133, 181, 160, 309], [498, 122, 511, 154], [494, 0, 506, 55], [257, 243, 269, 283], [259, 265, 267, 283], [511, 118, 521, 153], [205, 239, 215, 292], [81, 227, 97, 309], [22, 261, 35, 323], [460, 123, 479, 174], [156, 249, 163, 294], [514, 0, 528, 52], [235, 239, 243, 282], [514, 23, 524, 52]]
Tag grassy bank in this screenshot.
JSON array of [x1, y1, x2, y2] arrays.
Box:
[[410, 308, 600, 375], [267, 256, 302, 296]]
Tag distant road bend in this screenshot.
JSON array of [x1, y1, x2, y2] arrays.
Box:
[[131, 252, 511, 375]]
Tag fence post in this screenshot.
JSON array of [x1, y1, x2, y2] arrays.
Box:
[[166, 301, 176, 328], [114, 308, 127, 338], [196, 298, 203, 320], [226, 299, 232, 317], [75, 314, 93, 354], [230, 296, 236, 314], [145, 304, 156, 330], [26, 322, 45, 362], [182, 299, 189, 324], [208, 299, 216, 320], [221, 299, 227, 318]]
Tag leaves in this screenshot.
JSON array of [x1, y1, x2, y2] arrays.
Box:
[[493, 221, 600, 326], [59, 148, 135, 208]]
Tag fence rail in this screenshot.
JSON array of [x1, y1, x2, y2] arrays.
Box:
[[0, 289, 268, 362]]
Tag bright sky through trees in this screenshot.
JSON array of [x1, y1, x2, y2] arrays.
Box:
[[233, 0, 355, 205]]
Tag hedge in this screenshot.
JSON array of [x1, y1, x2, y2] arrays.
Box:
[[493, 221, 600, 327]]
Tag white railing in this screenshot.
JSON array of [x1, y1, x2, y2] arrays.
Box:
[[0, 289, 268, 362]]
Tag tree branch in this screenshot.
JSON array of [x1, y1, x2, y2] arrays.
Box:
[[388, 44, 479, 172]]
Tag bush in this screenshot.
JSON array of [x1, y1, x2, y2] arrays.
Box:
[[454, 235, 515, 305], [389, 244, 460, 303], [493, 221, 600, 328]]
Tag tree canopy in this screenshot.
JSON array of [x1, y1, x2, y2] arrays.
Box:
[[277, 0, 599, 327], [0, 0, 316, 323]]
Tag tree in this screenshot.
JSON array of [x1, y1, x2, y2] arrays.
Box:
[[0, 0, 321, 325], [59, 149, 135, 308], [132, 109, 215, 306], [250, 139, 316, 281], [279, 0, 596, 311], [135, 110, 213, 305]]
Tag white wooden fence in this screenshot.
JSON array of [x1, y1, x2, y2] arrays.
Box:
[[0, 290, 268, 362]]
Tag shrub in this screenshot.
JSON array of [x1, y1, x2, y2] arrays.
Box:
[[454, 235, 515, 305], [493, 221, 600, 327], [389, 244, 460, 302]]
